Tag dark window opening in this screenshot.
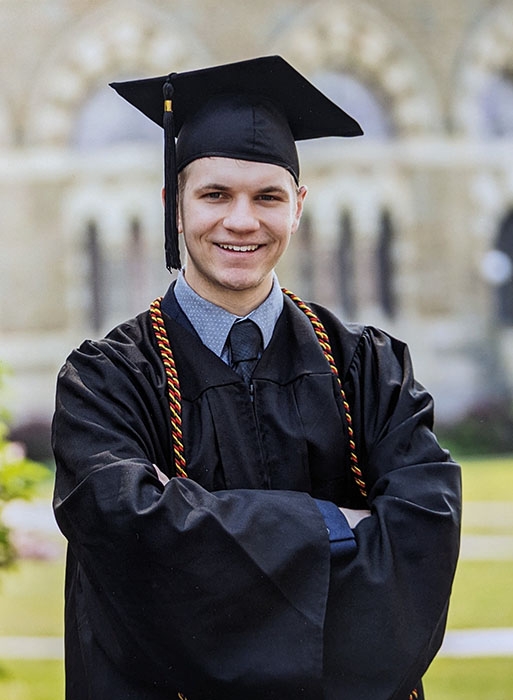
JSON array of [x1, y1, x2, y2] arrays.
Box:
[[496, 210, 513, 325], [86, 220, 104, 332], [296, 212, 314, 300], [338, 211, 357, 318], [377, 209, 397, 318], [128, 217, 148, 312]]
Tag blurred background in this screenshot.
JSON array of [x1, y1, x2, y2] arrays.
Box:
[[1, 0, 513, 698]]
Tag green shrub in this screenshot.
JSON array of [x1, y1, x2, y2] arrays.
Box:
[[0, 369, 48, 568], [437, 399, 513, 456]]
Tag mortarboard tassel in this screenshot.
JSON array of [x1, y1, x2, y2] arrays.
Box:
[[163, 75, 181, 271]]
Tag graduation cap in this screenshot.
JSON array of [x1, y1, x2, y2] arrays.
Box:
[[110, 55, 363, 270]]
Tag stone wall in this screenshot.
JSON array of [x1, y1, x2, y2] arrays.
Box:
[[1, 0, 513, 437]]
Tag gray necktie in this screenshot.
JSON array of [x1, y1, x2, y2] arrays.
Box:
[[228, 319, 263, 384]]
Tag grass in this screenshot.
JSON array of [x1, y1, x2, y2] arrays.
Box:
[[424, 657, 513, 700], [0, 660, 63, 700], [441, 455, 513, 631], [460, 454, 513, 501], [447, 560, 513, 628], [423, 454, 513, 696], [0, 559, 64, 637], [0, 456, 512, 698]]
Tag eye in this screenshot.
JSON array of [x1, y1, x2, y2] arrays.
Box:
[[204, 191, 224, 200], [256, 190, 289, 203]]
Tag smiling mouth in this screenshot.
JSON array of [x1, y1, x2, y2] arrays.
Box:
[[217, 243, 261, 252]]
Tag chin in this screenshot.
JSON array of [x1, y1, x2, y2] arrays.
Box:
[[215, 267, 258, 286], [219, 278, 259, 293]]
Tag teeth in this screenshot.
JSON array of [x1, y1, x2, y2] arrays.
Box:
[[218, 244, 259, 252]]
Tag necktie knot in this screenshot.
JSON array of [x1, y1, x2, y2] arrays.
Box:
[[228, 319, 262, 384]]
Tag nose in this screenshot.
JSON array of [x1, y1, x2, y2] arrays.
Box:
[[223, 196, 260, 233]]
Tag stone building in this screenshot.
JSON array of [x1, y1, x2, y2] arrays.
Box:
[[2, 0, 513, 448]]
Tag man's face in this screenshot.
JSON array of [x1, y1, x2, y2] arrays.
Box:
[[178, 157, 307, 313]]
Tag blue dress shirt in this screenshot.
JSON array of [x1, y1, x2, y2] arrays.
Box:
[[174, 270, 283, 362]]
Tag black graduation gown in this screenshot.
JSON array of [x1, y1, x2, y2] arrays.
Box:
[[52, 291, 461, 700]]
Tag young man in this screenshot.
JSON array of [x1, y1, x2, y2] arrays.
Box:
[[52, 56, 461, 700]]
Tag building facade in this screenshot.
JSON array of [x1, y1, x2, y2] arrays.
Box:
[[2, 0, 513, 446]]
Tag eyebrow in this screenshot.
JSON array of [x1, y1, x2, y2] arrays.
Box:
[[194, 183, 291, 195], [257, 185, 291, 195], [194, 182, 230, 192]]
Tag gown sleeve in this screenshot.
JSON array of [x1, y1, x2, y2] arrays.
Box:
[[52, 327, 331, 700], [322, 324, 461, 700]]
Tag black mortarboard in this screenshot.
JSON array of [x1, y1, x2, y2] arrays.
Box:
[[110, 55, 363, 270]]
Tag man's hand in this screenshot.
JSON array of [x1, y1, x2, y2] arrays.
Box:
[[338, 507, 371, 529], [153, 464, 170, 486]]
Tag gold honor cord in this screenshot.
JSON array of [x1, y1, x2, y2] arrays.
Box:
[[150, 292, 419, 700], [150, 298, 187, 478], [280, 288, 367, 500]]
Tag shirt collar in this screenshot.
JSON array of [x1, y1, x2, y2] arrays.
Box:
[[174, 271, 283, 360]]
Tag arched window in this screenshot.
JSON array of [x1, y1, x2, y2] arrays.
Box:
[[311, 71, 394, 140], [71, 85, 162, 150], [85, 220, 104, 331], [479, 71, 513, 138], [338, 211, 357, 318], [295, 212, 314, 300], [377, 209, 397, 318], [127, 217, 148, 313], [496, 210, 513, 324]]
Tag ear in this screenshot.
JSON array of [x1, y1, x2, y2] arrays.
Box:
[[291, 185, 308, 235]]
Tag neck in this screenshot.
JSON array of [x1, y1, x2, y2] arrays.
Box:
[[183, 272, 273, 317]]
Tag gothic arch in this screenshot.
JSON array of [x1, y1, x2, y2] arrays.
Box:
[[26, 0, 211, 146], [268, 0, 443, 136], [495, 209, 513, 324], [453, 2, 513, 135], [0, 98, 12, 147]]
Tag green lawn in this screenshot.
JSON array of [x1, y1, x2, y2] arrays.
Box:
[[0, 455, 512, 698], [424, 657, 513, 700], [424, 454, 513, 696], [460, 454, 513, 501], [0, 560, 64, 637], [447, 560, 513, 628], [0, 660, 63, 700]]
